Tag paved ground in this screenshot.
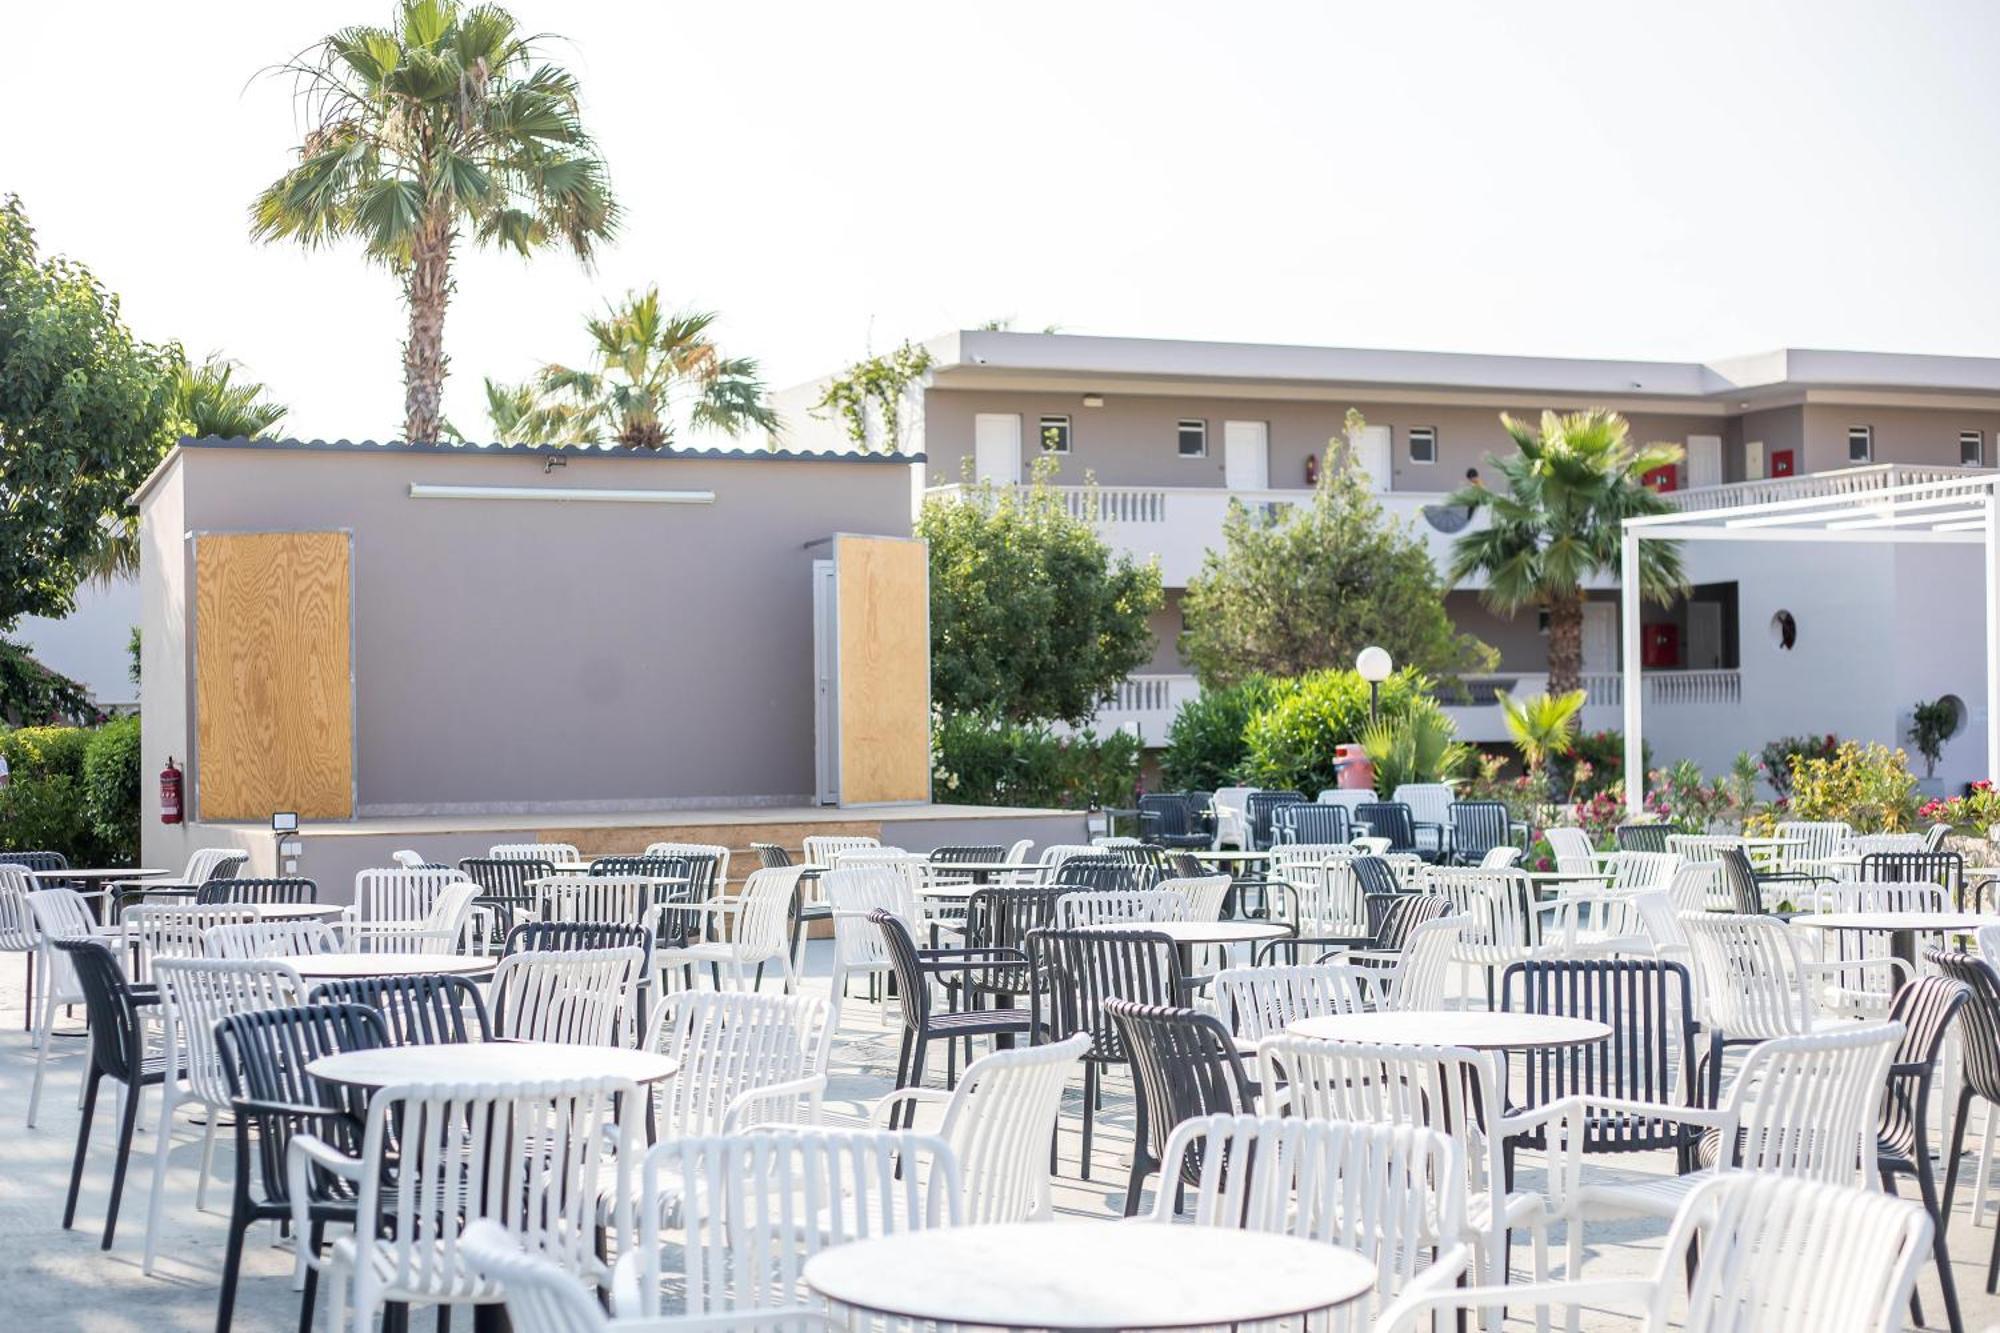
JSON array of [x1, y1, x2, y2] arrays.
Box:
[[0, 944, 1993, 1330]]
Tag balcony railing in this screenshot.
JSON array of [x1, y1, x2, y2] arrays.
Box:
[[1062, 672, 1202, 745], [1667, 463, 1991, 513], [1453, 669, 1739, 708]]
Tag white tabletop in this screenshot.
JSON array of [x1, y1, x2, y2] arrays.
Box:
[[923, 860, 1036, 874], [1189, 849, 1274, 862], [803, 1221, 1375, 1330], [28, 867, 171, 881], [251, 902, 344, 920], [1792, 912, 1992, 933], [1075, 920, 1291, 945], [1288, 1010, 1612, 1051], [288, 953, 496, 981], [307, 1040, 677, 1089]]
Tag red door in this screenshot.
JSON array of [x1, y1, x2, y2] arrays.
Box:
[[1771, 449, 1795, 478]]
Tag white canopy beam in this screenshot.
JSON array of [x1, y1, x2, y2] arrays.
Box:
[[1621, 528, 1644, 818]]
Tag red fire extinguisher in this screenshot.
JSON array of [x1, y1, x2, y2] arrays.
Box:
[[160, 757, 183, 825]]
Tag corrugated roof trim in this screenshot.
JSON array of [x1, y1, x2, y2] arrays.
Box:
[[176, 436, 923, 463]]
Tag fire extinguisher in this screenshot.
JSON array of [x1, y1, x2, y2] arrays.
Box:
[[160, 757, 183, 825], [1305, 453, 1320, 486]]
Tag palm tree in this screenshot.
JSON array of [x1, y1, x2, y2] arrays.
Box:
[[1448, 410, 1687, 695], [173, 355, 288, 440], [252, 0, 617, 444], [1499, 688, 1586, 799], [529, 287, 778, 447], [478, 376, 589, 445]]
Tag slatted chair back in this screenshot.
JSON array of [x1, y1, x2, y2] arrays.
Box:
[[1878, 974, 1968, 1167], [488, 841, 578, 863], [0, 849, 67, 872], [1423, 867, 1538, 961], [1156, 1113, 1469, 1330], [872, 909, 942, 1040], [505, 920, 652, 958], [609, 852, 717, 948], [1138, 793, 1209, 849], [930, 843, 1003, 865], [1544, 826, 1602, 876], [622, 1129, 960, 1321], [1270, 842, 1360, 876], [351, 881, 480, 955], [1938, 950, 2000, 1128], [389, 850, 427, 869], [1669, 861, 1718, 913], [1681, 912, 1816, 1041], [906, 1034, 1090, 1224], [1854, 833, 1927, 857], [0, 864, 39, 952], [215, 1003, 385, 1210], [1813, 880, 1948, 915], [489, 947, 645, 1045], [352, 867, 466, 924], [1272, 855, 1369, 939], [1859, 851, 1963, 905], [348, 1078, 637, 1310], [182, 848, 249, 884], [126, 904, 258, 973], [309, 973, 491, 1044], [1054, 889, 1185, 928], [461, 1221, 615, 1333], [1604, 850, 1679, 892], [1717, 847, 1767, 915], [539, 874, 651, 926], [1213, 962, 1366, 1041], [1315, 787, 1376, 811], [1502, 958, 1702, 1151], [1381, 916, 1465, 1011], [1390, 781, 1452, 825], [646, 991, 831, 1139], [1157, 873, 1231, 924], [718, 867, 804, 974], [1374, 893, 1455, 952], [1258, 1035, 1505, 1225], [1479, 846, 1522, 869], [1925, 822, 1952, 851], [801, 834, 880, 867], [1354, 802, 1419, 855], [1032, 843, 1104, 873], [1052, 854, 1142, 893], [1448, 800, 1515, 863], [156, 958, 305, 1110], [1634, 891, 1692, 963], [55, 939, 153, 1088], [1278, 802, 1354, 846], [1245, 790, 1309, 851], [1709, 1024, 1903, 1188], [824, 865, 921, 975], [1349, 854, 1401, 900], [1030, 927, 1183, 1064], [204, 920, 340, 960], [1775, 820, 1853, 874], [458, 857, 554, 934], [642, 841, 732, 893], [961, 886, 1065, 997], [26, 887, 94, 1006], [1615, 822, 1670, 853], [1666, 834, 1742, 864], [751, 842, 794, 868], [1209, 786, 1257, 850], [197, 876, 317, 905], [1107, 1000, 1256, 1201]]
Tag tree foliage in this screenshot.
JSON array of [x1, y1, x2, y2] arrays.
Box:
[[1240, 666, 1434, 793], [0, 195, 179, 630], [1448, 409, 1686, 694], [1179, 440, 1496, 688], [173, 355, 288, 440], [252, 0, 618, 443], [1159, 676, 1286, 791], [921, 463, 1163, 726], [813, 341, 931, 453]]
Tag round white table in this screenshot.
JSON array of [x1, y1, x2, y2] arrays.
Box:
[[802, 1221, 1376, 1330], [28, 867, 169, 881], [307, 1040, 677, 1089], [251, 902, 344, 921], [287, 953, 496, 982], [1288, 1010, 1612, 1051], [1792, 911, 1992, 970]]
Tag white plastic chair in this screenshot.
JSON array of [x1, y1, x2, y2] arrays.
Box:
[[1031, 843, 1102, 874], [1666, 833, 1743, 864], [1683, 912, 1900, 1042], [1209, 786, 1257, 850], [646, 991, 832, 1139], [389, 849, 428, 869], [1391, 782, 1453, 856], [144, 958, 303, 1273], [1376, 1173, 1930, 1333], [611, 1129, 961, 1320], [1776, 820, 1854, 875], [1258, 1034, 1549, 1290], [1478, 845, 1523, 869], [25, 888, 97, 1127], [294, 1076, 639, 1329], [872, 1033, 1089, 1224], [203, 919, 341, 959], [490, 947, 647, 1045], [124, 903, 259, 977], [490, 841, 580, 863], [1633, 891, 1691, 966], [0, 864, 42, 1029], [1213, 962, 1367, 1041], [822, 865, 920, 1028], [800, 834, 879, 867], [1053, 889, 1185, 928], [1271, 855, 1369, 941], [1855, 832, 1927, 857], [662, 867, 800, 993], [539, 874, 652, 927], [1153, 1113, 1473, 1331], [1544, 827, 1605, 877], [345, 877, 479, 955], [1424, 866, 1547, 1007], [643, 842, 733, 896]]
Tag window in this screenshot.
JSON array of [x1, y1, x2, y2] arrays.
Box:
[[1847, 425, 1872, 463], [1039, 415, 1071, 454], [1177, 419, 1207, 458], [1962, 430, 1985, 467], [1408, 426, 1437, 464]]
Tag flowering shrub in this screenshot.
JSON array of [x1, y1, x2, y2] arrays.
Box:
[[1918, 779, 2000, 835], [1548, 729, 1648, 800], [1788, 741, 1919, 832], [1760, 733, 1840, 799], [1461, 751, 1543, 827]]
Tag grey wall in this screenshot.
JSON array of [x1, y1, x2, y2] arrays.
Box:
[[145, 445, 916, 818]]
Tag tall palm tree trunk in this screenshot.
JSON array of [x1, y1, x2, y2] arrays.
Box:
[[1545, 591, 1585, 696], [402, 214, 454, 444]]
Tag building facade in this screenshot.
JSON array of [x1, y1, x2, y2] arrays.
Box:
[[778, 333, 2000, 791]]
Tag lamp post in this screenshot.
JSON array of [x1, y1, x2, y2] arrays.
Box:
[[1356, 645, 1393, 723]]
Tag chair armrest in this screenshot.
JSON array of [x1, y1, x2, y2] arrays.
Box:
[[1376, 1279, 1658, 1333], [870, 1085, 955, 1127], [285, 1132, 365, 1266], [720, 1075, 828, 1134], [918, 946, 1030, 966]]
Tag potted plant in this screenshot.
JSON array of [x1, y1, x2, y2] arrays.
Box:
[[1908, 698, 1957, 796]]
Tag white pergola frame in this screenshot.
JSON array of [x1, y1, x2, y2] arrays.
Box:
[[1618, 475, 2000, 817]]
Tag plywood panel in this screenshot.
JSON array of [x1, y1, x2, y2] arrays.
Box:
[[836, 535, 931, 804], [194, 531, 353, 820]]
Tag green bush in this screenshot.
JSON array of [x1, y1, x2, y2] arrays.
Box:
[[1358, 697, 1472, 790], [0, 718, 141, 865], [1787, 740, 1920, 832], [1241, 667, 1431, 793], [1158, 676, 1289, 791], [933, 712, 1142, 809], [82, 714, 141, 855], [1760, 733, 1839, 799]]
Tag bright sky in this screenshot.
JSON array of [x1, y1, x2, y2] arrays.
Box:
[[6, 1, 2000, 442]]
